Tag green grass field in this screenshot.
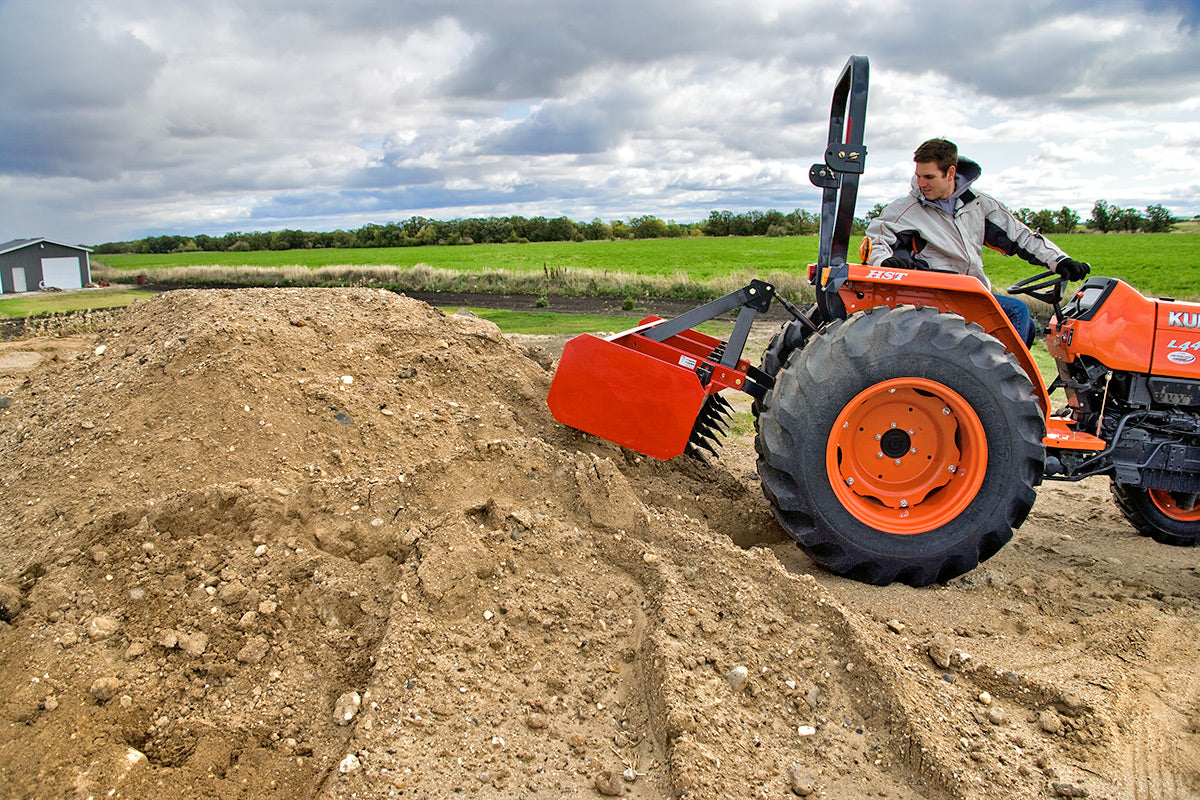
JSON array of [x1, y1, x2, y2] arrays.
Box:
[[94, 237, 813, 281], [0, 288, 148, 319], [7, 232, 1197, 326], [95, 232, 1199, 297]]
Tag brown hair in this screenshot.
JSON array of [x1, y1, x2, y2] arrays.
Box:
[[913, 138, 958, 174]]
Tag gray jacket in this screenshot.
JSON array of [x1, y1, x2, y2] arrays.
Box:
[[864, 158, 1068, 289]]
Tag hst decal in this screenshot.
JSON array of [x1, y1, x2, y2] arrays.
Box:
[[866, 269, 909, 281]]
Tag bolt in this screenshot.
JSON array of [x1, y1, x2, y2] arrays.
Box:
[[942, 407, 951, 415], [908, 429, 914, 435], [948, 465, 958, 473], [877, 452, 883, 459], [846, 477, 855, 486], [890, 422, 897, 428], [910, 447, 917, 454], [875, 433, 882, 440], [900, 500, 908, 508], [894, 459, 902, 466]]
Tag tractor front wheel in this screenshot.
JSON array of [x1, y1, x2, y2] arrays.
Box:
[[756, 305, 1045, 586]]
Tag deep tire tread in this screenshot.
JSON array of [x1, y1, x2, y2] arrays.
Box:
[[756, 305, 1044, 587]]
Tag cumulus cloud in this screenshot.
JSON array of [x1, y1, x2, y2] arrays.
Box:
[[0, 0, 1195, 243]]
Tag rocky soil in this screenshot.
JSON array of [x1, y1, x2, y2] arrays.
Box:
[[0, 287, 1197, 800]]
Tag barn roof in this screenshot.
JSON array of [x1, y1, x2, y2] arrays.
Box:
[[0, 238, 92, 256]]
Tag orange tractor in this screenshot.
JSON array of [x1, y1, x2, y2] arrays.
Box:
[[548, 55, 1200, 586]]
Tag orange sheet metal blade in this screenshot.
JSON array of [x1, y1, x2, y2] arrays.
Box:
[[547, 333, 707, 461]]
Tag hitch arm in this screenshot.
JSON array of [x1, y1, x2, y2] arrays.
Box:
[[641, 279, 776, 369]]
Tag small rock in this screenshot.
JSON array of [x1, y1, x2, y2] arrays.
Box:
[[1039, 709, 1064, 735], [787, 764, 817, 796], [89, 677, 122, 703], [333, 691, 362, 726], [525, 712, 548, 729], [177, 631, 208, 657], [886, 619, 905, 634], [1050, 781, 1089, 797], [928, 633, 955, 669], [978, 691, 993, 705], [1059, 691, 1085, 713], [88, 616, 120, 640], [987, 706, 1007, 725], [338, 753, 361, 774], [237, 635, 270, 665], [593, 770, 626, 796], [726, 665, 749, 692], [797, 725, 817, 737]]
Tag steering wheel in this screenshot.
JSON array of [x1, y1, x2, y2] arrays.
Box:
[[1007, 269, 1066, 307]]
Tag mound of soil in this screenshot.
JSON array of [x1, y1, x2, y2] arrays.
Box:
[[0, 288, 1197, 799]]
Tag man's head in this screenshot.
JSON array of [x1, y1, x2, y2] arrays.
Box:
[[913, 138, 958, 201]]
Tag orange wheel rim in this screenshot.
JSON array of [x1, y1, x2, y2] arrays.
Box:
[[827, 378, 988, 534], [1149, 490, 1200, 521]]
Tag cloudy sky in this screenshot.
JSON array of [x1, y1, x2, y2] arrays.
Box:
[[2, 0, 1197, 246]]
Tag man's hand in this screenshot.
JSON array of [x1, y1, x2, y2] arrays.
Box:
[[880, 254, 931, 271], [1055, 257, 1090, 281]]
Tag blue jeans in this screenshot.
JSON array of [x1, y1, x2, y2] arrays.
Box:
[[995, 294, 1034, 346]]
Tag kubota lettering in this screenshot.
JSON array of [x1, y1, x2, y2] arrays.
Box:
[[1168, 311, 1200, 328]]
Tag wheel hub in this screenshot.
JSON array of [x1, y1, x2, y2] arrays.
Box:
[[879, 428, 911, 459], [827, 378, 988, 534]]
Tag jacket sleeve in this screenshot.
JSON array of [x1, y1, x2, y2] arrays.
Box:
[[981, 196, 1069, 269], [863, 199, 913, 264]]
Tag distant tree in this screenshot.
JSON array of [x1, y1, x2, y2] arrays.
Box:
[[1090, 200, 1115, 233], [580, 218, 611, 240], [703, 210, 732, 236], [1115, 206, 1144, 233], [1144, 203, 1176, 233], [629, 215, 668, 239], [865, 202, 886, 221], [1053, 206, 1080, 233]]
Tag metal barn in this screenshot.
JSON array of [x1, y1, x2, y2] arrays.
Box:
[[0, 238, 93, 294]]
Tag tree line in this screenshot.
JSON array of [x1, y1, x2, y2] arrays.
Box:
[[94, 201, 1182, 255], [866, 201, 1181, 235], [93, 209, 825, 254]]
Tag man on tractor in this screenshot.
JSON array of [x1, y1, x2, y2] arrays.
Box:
[[862, 137, 1090, 344]]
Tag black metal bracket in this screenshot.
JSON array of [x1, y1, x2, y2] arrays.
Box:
[[642, 279, 776, 370]]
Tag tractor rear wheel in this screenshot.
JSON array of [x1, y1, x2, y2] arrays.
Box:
[[1110, 483, 1200, 546], [756, 305, 1045, 586]]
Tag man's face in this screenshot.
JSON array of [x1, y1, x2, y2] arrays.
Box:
[[915, 161, 956, 201]]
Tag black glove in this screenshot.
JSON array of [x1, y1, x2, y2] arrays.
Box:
[[1055, 257, 1090, 281], [880, 254, 931, 271]]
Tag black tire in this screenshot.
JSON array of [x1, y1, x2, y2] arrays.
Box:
[[1110, 482, 1200, 546], [756, 305, 1045, 586], [753, 311, 817, 418]]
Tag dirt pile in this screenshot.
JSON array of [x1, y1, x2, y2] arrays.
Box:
[[0, 288, 1197, 799]]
